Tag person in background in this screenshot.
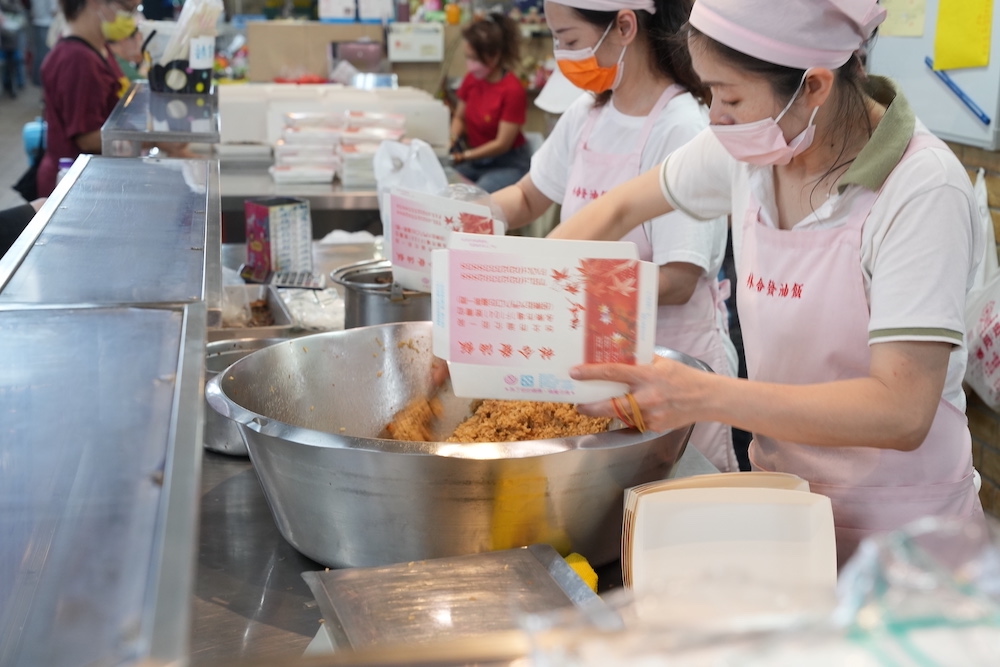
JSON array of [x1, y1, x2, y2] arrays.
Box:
[[29, 0, 56, 85], [493, 0, 740, 472], [103, 9, 143, 80], [37, 0, 130, 196], [549, 0, 985, 566], [449, 13, 531, 193], [0, 0, 27, 96]]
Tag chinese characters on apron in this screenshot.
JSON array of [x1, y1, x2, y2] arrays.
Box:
[[561, 86, 738, 472], [739, 132, 983, 566]]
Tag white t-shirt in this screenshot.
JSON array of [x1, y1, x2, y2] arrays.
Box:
[[530, 92, 729, 275], [659, 121, 983, 410]]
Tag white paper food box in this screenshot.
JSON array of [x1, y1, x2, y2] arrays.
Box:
[[432, 233, 659, 403], [383, 189, 505, 292]]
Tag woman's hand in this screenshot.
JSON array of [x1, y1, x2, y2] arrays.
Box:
[[451, 150, 467, 164], [571, 356, 713, 433]]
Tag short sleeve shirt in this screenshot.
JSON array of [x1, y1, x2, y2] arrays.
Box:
[[457, 71, 527, 150], [531, 91, 728, 275], [38, 37, 127, 196], [658, 77, 983, 410]]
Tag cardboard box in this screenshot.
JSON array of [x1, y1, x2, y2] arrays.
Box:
[[384, 189, 505, 292], [245, 197, 314, 274], [247, 21, 384, 82], [432, 233, 659, 403]]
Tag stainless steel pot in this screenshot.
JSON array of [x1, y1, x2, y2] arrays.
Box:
[[204, 337, 287, 455], [330, 259, 431, 329], [206, 322, 704, 568]]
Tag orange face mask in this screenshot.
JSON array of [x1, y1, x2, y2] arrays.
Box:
[[554, 22, 627, 94]]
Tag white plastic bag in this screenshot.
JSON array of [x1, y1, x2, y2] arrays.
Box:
[[374, 139, 448, 221], [965, 168, 1000, 409]]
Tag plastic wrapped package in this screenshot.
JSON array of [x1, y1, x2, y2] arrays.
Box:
[[279, 287, 345, 332], [525, 516, 1000, 667]]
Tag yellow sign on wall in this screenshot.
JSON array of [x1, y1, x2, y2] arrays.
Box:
[[933, 0, 993, 70]]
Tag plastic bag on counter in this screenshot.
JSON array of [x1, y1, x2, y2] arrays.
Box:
[[524, 516, 1000, 667], [374, 139, 448, 220], [965, 167, 1000, 409]]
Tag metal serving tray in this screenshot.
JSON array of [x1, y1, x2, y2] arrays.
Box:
[[301, 544, 609, 652], [208, 284, 294, 342]]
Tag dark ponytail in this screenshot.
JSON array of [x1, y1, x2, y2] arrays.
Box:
[[463, 13, 522, 73], [573, 0, 708, 107]]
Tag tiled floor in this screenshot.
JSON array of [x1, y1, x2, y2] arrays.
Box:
[[0, 84, 44, 212]]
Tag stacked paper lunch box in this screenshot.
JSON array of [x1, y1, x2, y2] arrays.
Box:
[[268, 111, 406, 186], [337, 112, 406, 188]]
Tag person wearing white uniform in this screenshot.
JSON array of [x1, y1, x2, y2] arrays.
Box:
[[494, 0, 739, 472], [549, 0, 986, 567]]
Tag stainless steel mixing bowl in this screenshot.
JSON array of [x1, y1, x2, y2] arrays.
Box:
[[204, 337, 287, 455], [206, 321, 703, 568]]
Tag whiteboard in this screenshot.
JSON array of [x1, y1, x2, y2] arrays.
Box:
[[867, 0, 1000, 150]]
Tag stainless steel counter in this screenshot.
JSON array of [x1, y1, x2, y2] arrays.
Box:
[[190, 444, 719, 665], [0, 304, 205, 667], [0, 155, 221, 319], [1, 154, 220, 666]]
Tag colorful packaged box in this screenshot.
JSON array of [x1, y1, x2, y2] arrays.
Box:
[[245, 197, 314, 276], [432, 233, 659, 403]]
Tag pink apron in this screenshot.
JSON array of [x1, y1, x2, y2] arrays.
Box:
[[562, 86, 738, 472], [739, 133, 984, 566]]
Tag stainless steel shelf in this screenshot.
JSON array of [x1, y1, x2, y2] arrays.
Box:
[[102, 81, 221, 157], [0, 304, 205, 667], [0, 155, 222, 323], [219, 165, 469, 213], [220, 167, 381, 212]]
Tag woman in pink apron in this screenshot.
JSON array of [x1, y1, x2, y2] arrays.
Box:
[[494, 0, 739, 472], [549, 0, 985, 566]]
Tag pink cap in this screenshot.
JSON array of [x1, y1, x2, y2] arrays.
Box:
[[550, 0, 657, 14], [690, 0, 886, 69]]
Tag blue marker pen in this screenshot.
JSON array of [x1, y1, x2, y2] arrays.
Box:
[[924, 57, 991, 126]]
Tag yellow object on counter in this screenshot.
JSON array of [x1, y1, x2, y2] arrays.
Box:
[[565, 552, 598, 592]]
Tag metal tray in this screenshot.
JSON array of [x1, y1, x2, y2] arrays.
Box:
[[301, 545, 609, 652], [208, 284, 294, 342]]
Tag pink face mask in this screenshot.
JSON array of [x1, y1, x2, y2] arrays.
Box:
[[710, 70, 819, 166], [466, 58, 492, 80]]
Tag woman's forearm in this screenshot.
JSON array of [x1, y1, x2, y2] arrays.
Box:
[[462, 137, 513, 161], [657, 262, 702, 305], [449, 116, 465, 146], [574, 341, 950, 451], [547, 167, 673, 241], [493, 176, 552, 231], [703, 375, 935, 451]]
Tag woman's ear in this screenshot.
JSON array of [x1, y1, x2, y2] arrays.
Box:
[[804, 67, 835, 108], [616, 9, 639, 46]]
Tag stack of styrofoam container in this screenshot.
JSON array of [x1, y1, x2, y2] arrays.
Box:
[[336, 111, 406, 188], [270, 112, 345, 184]]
